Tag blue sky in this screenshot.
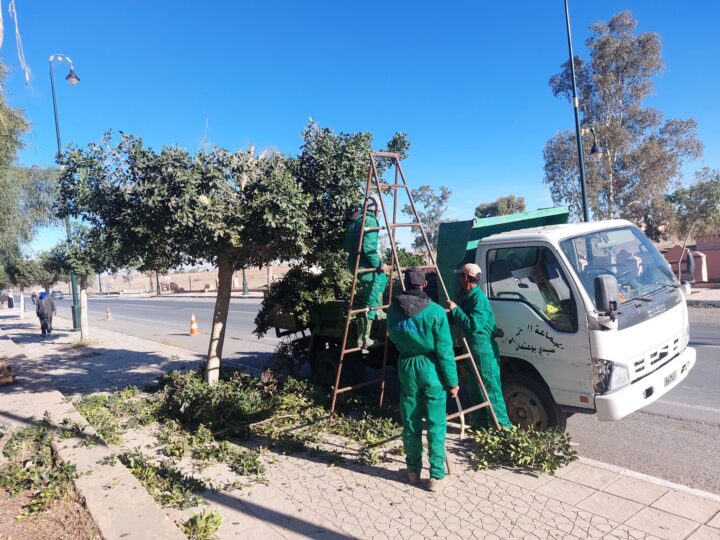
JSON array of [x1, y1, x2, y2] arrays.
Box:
[[3, 1, 718, 254]]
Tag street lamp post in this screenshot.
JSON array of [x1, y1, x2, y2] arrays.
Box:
[[563, 0, 590, 223], [49, 53, 81, 330]]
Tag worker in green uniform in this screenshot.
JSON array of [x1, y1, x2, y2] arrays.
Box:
[[343, 195, 389, 347], [447, 263, 512, 428], [388, 267, 459, 491]]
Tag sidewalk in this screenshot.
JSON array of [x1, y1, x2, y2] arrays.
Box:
[[688, 288, 720, 307], [1, 312, 719, 539]]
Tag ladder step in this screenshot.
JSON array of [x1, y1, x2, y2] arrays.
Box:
[[454, 353, 472, 361], [341, 347, 363, 355], [357, 267, 380, 274], [446, 402, 490, 421], [389, 223, 421, 229], [372, 151, 400, 158], [364, 227, 384, 232], [376, 184, 401, 190], [334, 378, 384, 394], [349, 304, 390, 315]]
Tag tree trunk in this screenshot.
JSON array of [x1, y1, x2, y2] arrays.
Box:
[[677, 222, 697, 280], [19, 287, 24, 320], [205, 256, 234, 385], [80, 289, 89, 342]]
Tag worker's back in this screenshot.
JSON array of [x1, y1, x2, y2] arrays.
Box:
[[387, 291, 447, 361]]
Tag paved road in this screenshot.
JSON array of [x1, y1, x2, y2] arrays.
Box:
[[567, 307, 720, 494], [45, 295, 278, 361], [26, 296, 720, 493]]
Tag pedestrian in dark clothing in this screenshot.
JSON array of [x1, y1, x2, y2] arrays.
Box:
[[686, 249, 696, 284], [36, 292, 56, 335]]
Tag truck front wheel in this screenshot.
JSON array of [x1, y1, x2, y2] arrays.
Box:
[[503, 373, 567, 431], [311, 347, 366, 388]]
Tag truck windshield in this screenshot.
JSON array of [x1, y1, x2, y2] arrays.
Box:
[[560, 226, 676, 307]]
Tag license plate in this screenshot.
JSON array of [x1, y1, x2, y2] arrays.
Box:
[[664, 372, 677, 387]]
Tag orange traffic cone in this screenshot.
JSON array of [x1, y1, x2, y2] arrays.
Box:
[[105, 306, 112, 320], [189, 313, 200, 336]]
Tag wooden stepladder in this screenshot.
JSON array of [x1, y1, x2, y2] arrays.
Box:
[[330, 152, 500, 433]]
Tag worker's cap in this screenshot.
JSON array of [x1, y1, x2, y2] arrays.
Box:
[[365, 195, 381, 211], [454, 263, 482, 280], [403, 266, 426, 289]]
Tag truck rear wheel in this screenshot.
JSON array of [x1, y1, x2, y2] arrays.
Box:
[[311, 347, 365, 388], [503, 373, 567, 431]]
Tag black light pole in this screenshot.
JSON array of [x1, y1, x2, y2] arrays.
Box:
[[563, 0, 590, 222], [49, 53, 81, 329]]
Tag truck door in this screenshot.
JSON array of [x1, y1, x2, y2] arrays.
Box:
[[481, 244, 593, 412]]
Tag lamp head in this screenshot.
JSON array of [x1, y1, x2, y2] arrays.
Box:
[[66, 67, 80, 85], [590, 141, 603, 161]]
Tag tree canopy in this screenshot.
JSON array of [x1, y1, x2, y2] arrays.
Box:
[[402, 185, 451, 252], [475, 195, 526, 218], [543, 11, 702, 235], [668, 168, 720, 240]]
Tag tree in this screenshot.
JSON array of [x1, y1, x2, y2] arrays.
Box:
[[401, 185, 451, 252], [49, 225, 115, 290], [58, 133, 310, 384], [668, 167, 720, 275], [475, 195, 526, 218], [543, 11, 702, 233], [254, 123, 409, 337]]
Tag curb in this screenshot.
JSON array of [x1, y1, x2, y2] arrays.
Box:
[[579, 457, 720, 503], [0, 328, 186, 540], [686, 299, 720, 308]]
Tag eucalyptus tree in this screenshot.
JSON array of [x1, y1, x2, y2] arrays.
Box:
[[544, 11, 702, 233]]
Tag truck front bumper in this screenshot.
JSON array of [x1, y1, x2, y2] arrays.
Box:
[[595, 346, 696, 421]]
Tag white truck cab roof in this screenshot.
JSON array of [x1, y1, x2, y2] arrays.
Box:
[[480, 219, 635, 246]]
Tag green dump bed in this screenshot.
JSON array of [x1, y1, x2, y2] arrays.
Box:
[[436, 207, 569, 304]]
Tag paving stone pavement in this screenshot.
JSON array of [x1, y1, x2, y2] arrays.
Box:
[[1, 310, 720, 540]]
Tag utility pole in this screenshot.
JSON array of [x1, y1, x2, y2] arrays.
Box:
[[563, 0, 590, 222], [50, 53, 82, 328]]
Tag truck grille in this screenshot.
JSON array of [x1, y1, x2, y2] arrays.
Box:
[[631, 334, 682, 380]]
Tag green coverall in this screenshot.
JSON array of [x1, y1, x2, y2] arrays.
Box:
[[343, 211, 388, 345], [387, 294, 459, 480], [451, 286, 512, 428]]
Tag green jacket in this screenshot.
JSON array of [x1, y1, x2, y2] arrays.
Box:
[[451, 286, 499, 357], [387, 291, 459, 389], [343, 212, 382, 279]]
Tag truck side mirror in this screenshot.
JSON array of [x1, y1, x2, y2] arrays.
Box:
[[594, 274, 619, 314]]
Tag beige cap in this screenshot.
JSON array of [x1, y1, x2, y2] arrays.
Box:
[[454, 263, 482, 280]]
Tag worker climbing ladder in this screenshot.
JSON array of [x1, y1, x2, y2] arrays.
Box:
[[330, 152, 501, 433]]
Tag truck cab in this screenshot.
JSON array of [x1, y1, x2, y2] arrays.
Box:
[[437, 208, 696, 430]]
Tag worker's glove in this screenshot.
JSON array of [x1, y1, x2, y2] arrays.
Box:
[[448, 385, 460, 398]]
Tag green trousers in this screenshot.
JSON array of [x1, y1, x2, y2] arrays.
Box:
[[398, 356, 447, 479], [354, 272, 387, 320], [463, 342, 512, 428]]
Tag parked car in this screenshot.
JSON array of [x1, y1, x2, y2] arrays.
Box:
[[50, 290, 64, 300]]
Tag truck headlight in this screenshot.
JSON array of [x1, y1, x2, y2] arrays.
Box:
[[609, 364, 630, 391], [592, 359, 630, 393]]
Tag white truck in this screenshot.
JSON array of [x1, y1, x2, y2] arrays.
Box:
[[437, 207, 696, 430]]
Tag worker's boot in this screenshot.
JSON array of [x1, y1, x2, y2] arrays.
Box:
[[405, 470, 420, 485], [427, 477, 447, 492], [357, 317, 376, 349]]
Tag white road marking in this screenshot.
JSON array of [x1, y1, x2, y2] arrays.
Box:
[[652, 399, 720, 414]]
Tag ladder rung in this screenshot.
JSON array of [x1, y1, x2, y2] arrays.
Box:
[[349, 304, 390, 315], [372, 151, 400, 158], [454, 353, 472, 361], [364, 226, 384, 232], [389, 223, 421, 229], [335, 378, 384, 394], [357, 267, 379, 274], [341, 347, 363, 355], [376, 184, 401, 190], [446, 402, 490, 421]]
